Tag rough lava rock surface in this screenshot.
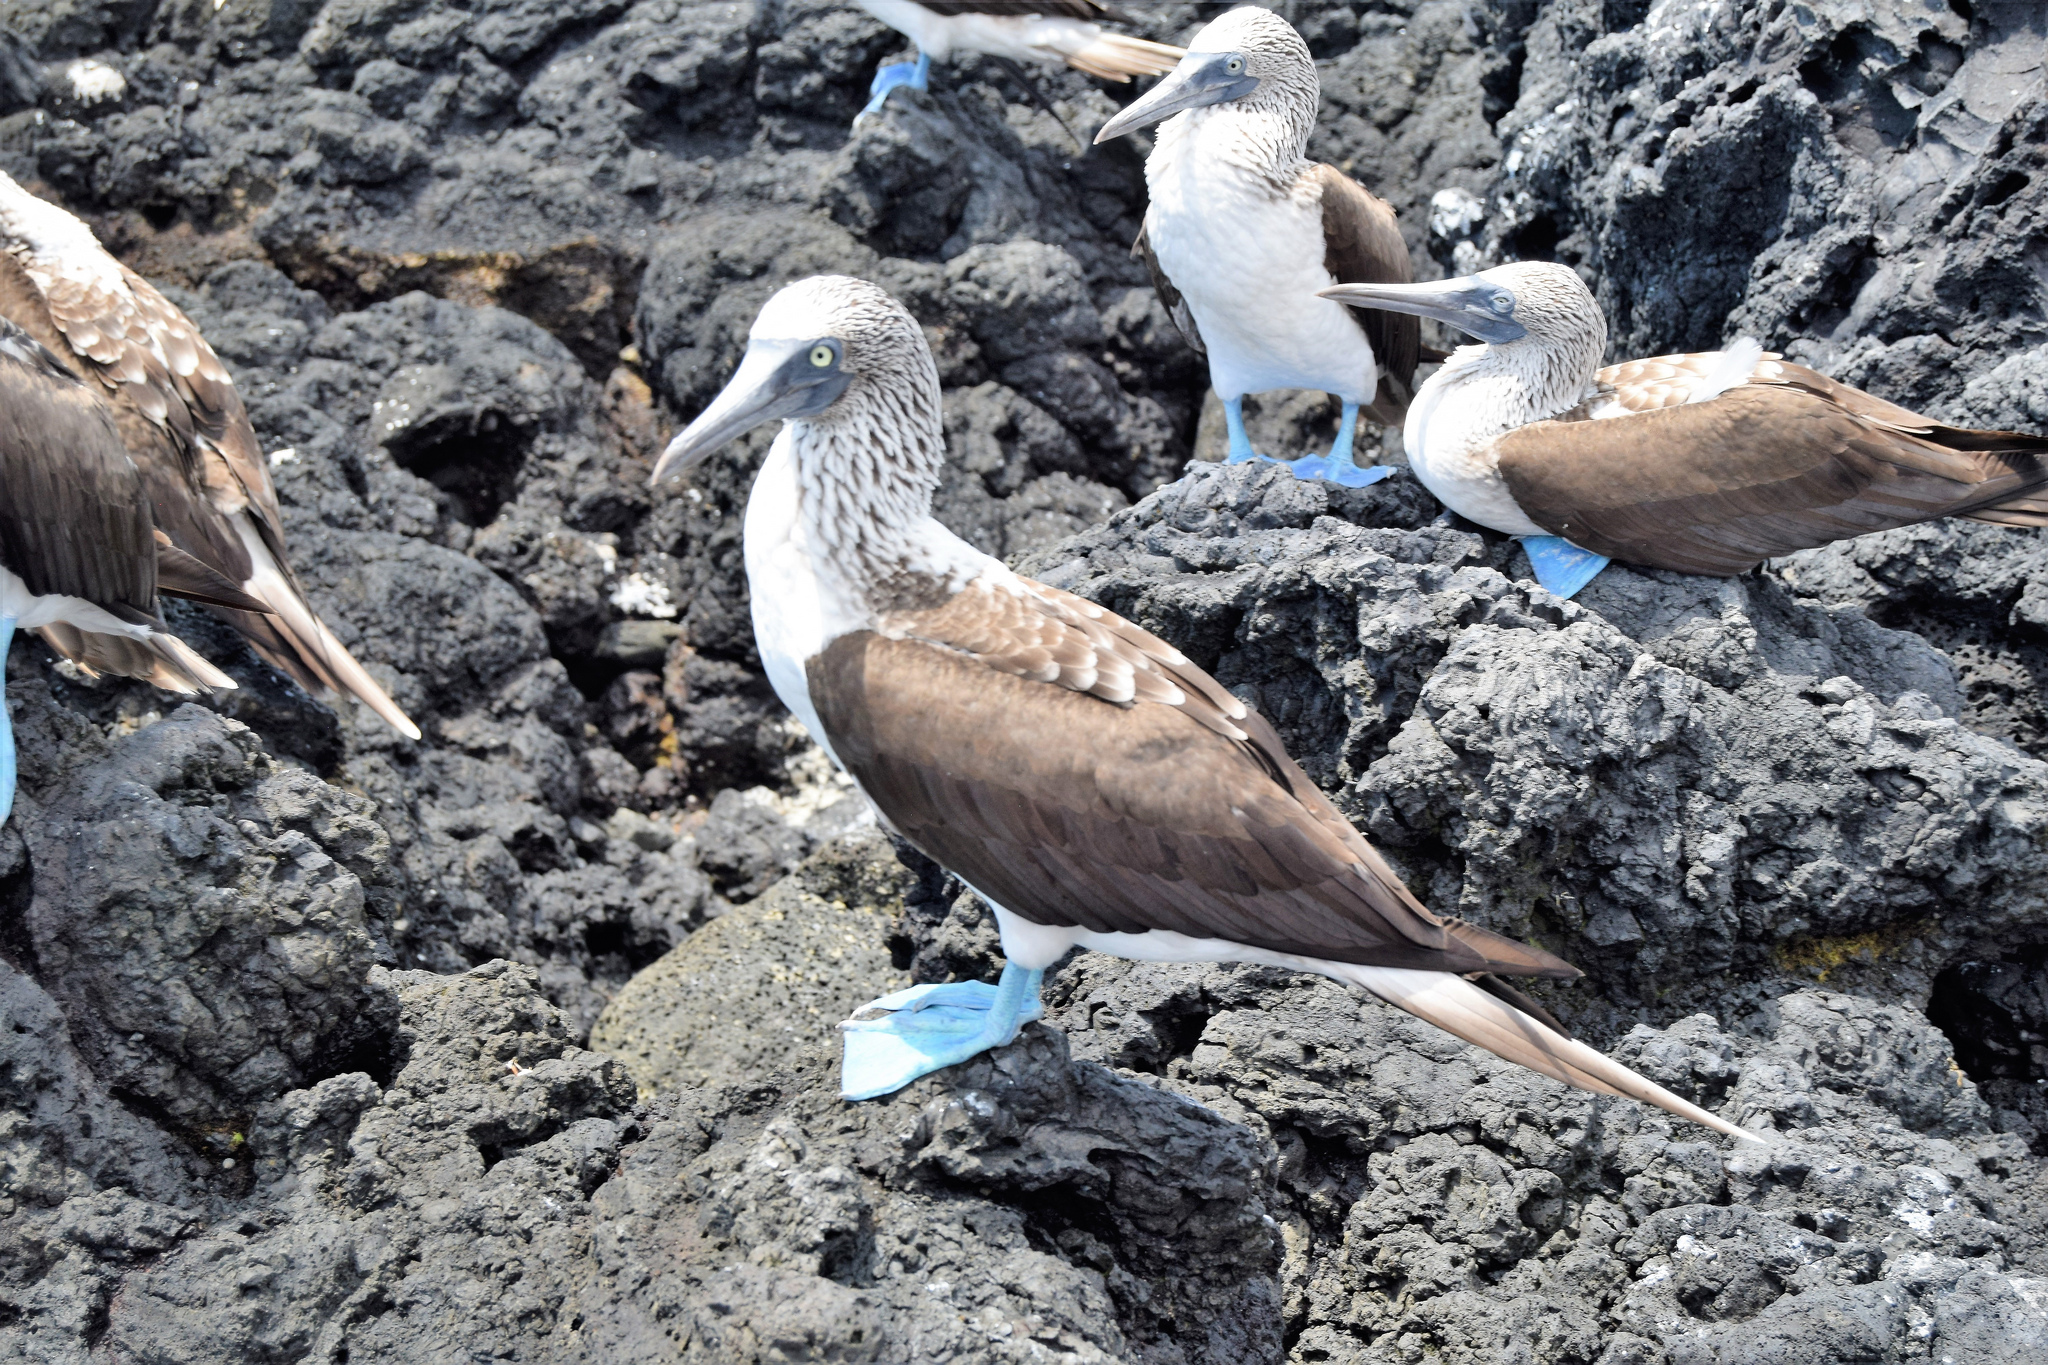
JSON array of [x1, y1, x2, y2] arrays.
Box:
[[1, 1, 2047, 1361]]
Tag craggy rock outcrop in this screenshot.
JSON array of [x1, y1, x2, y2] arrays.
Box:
[[2, 0, 2048, 1361], [1022, 463, 2048, 1034]]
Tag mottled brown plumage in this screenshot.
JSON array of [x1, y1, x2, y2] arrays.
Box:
[[1499, 355, 2048, 576], [0, 317, 234, 694], [813, 580, 1579, 980], [0, 176, 420, 738]]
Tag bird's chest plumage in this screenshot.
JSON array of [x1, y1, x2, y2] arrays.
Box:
[[1146, 129, 1377, 401], [744, 434, 853, 760], [1403, 367, 1548, 537]]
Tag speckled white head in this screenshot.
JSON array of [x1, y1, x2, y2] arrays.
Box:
[[653, 275, 942, 493], [1093, 4, 1317, 153]]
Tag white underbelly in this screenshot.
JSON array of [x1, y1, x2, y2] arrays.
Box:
[[1403, 377, 1547, 537], [1146, 191, 1378, 402]]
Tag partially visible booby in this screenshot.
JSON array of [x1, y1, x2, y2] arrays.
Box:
[[0, 315, 264, 822], [0, 174, 421, 739], [1093, 5, 1420, 488], [650, 273, 1758, 1144], [1321, 262, 2048, 598], [852, 2, 1181, 129]]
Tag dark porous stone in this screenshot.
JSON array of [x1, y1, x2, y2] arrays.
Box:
[[2, 0, 2047, 1359]]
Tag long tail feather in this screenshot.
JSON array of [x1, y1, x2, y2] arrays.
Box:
[[1347, 965, 1764, 1143], [1050, 31, 1182, 81], [227, 517, 421, 740]]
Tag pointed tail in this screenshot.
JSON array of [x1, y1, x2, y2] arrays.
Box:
[[226, 517, 422, 740], [1344, 964, 1764, 1143], [1041, 28, 1182, 81]]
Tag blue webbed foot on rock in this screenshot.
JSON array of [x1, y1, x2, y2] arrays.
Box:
[[1518, 535, 1610, 599], [839, 963, 1044, 1100], [1222, 397, 1395, 488], [855, 52, 932, 126]]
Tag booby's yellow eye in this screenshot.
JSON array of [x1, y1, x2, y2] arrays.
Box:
[[1225, 56, 1244, 74], [809, 345, 834, 367], [1491, 294, 1513, 313]]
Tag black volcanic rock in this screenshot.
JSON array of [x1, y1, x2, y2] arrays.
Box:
[[1, 1, 2047, 1360]]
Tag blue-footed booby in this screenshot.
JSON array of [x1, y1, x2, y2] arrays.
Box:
[[853, 2, 1181, 129], [1092, 5, 1420, 489], [650, 273, 1758, 1144], [0, 315, 268, 822], [1322, 262, 2048, 598], [0, 174, 420, 740]]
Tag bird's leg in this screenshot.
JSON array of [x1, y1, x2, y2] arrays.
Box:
[[1222, 396, 1260, 464], [1516, 536, 1610, 599], [838, 961, 1046, 1100], [0, 616, 15, 826], [856, 50, 933, 125], [1226, 396, 1396, 489]]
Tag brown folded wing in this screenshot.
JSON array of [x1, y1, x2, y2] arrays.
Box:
[[0, 323, 154, 612], [811, 578, 1578, 978], [1497, 382, 2048, 576], [1313, 164, 1419, 421], [0, 237, 419, 735]]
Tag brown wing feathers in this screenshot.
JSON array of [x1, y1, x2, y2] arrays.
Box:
[[0, 214, 420, 738], [1314, 165, 1420, 422], [1503, 373, 2048, 576], [820, 580, 1578, 980]]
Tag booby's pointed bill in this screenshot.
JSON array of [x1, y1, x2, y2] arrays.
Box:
[[1093, 48, 1259, 142], [1320, 276, 1528, 344], [650, 336, 853, 484]]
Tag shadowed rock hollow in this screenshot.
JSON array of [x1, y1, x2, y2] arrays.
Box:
[[2, 1, 2046, 1361]]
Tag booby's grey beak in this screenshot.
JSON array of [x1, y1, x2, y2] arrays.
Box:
[[1093, 50, 1259, 144], [1319, 277, 1529, 344], [650, 335, 852, 484]]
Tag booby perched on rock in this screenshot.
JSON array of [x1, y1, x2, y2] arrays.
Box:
[[0, 174, 420, 740], [853, 2, 1181, 129], [1322, 262, 2048, 599], [0, 315, 262, 822], [1093, 5, 1419, 488], [651, 273, 1757, 1143]]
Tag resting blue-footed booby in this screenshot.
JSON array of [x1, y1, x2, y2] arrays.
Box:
[[1092, 5, 1420, 489], [0, 315, 267, 822], [852, 2, 1181, 130], [1321, 262, 2048, 599], [650, 273, 1758, 1143], [0, 174, 420, 740]]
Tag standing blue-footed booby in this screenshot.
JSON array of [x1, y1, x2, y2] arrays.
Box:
[[1321, 262, 2048, 599], [650, 273, 1758, 1144], [1093, 6, 1420, 489], [853, 2, 1181, 129], [0, 315, 265, 822], [0, 174, 420, 740]]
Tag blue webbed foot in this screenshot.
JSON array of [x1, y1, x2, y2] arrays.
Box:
[[1222, 397, 1395, 488], [840, 964, 1044, 1100], [1273, 454, 1397, 488], [1518, 535, 1610, 599], [855, 52, 932, 125]]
